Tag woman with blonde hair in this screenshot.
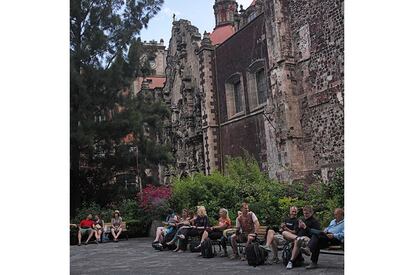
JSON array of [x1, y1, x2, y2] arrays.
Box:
[[176, 206, 210, 252], [195, 208, 232, 255]]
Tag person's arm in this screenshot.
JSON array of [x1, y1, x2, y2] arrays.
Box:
[[214, 219, 229, 230], [303, 218, 321, 235], [252, 213, 260, 234], [235, 217, 241, 234]]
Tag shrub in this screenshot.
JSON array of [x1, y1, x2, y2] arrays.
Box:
[[138, 184, 172, 220], [169, 155, 285, 227]]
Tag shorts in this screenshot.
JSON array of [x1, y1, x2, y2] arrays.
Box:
[[274, 233, 287, 245], [235, 233, 249, 243], [80, 228, 92, 235], [296, 236, 310, 248]]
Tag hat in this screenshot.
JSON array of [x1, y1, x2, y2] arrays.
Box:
[[114, 210, 120, 214]]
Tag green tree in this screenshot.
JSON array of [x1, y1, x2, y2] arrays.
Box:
[[70, 0, 166, 215]]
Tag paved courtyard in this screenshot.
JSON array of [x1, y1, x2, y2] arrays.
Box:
[[70, 238, 344, 275]]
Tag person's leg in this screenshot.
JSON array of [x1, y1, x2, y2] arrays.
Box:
[[282, 231, 297, 241], [78, 230, 82, 245], [220, 235, 228, 256], [286, 239, 300, 268], [94, 230, 100, 242], [154, 227, 164, 242], [247, 234, 255, 245], [230, 234, 239, 258], [266, 229, 275, 246], [200, 230, 208, 243], [309, 234, 322, 264], [111, 228, 116, 239], [167, 227, 186, 245], [270, 234, 279, 262], [85, 229, 94, 244], [115, 228, 123, 240]]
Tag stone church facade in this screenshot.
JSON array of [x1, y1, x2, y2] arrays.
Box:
[[161, 0, 344, 184]]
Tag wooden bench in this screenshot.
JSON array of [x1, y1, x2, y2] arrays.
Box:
[[102, 222, 128, 241], [229, 225, 268, 254], [320, 245, 344, 256]]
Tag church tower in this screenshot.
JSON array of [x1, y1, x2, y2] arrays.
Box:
[[213, 0, 238, 28]]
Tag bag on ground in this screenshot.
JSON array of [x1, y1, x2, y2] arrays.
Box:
[[282, 242, 304, 267], [246, 242, 268, 267], [201, 238, 215, 258]]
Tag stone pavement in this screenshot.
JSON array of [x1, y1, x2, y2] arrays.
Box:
[[70, 238, 344, 275]]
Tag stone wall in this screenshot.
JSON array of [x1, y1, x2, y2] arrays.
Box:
[[162, 20, 205, 180], [264, 0, 344, 182]]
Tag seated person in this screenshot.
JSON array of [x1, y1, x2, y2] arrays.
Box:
[[176, 206, 209, 252], [165, 209, 195, 250], [262, 206, 298, 263], [77, 214, 96, 245], [305, 208, 344, 269], [286, 206, 321, 270], [93, 214, 104, 243], [230, 202, 260, 260], [196, 208, 232, 256], [110, 210, 123, 242], [152, 209, 178, 245]]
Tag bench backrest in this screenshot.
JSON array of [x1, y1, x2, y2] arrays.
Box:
[[256, 225, 267, 239], [103, 222, 127, 232]]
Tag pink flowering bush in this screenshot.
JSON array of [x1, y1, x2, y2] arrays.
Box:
[[138, 185, 172, 219]]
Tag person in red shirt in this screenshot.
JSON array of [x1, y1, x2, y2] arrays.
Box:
[[78, 214, 96, 245]]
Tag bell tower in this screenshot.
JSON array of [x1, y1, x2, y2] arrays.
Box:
[[213, 0, 238, 28]]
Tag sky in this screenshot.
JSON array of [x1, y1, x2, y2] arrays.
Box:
[[140, 0, 254, 47]]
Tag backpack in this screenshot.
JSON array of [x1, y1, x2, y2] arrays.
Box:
[[201, 238, 215, 258], [190, 239, 202, 252], [246, 242, 268, 267], [282, 242, 304, 267]]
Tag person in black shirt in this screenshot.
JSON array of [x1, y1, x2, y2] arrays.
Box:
[[261, 206, 299, 263], [176, 206, 209, 252], [286, 206, 321, 270]]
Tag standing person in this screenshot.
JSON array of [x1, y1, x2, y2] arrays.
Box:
[[195, 208, 232, 256], [230, 202, 260, 260], [93, 214, 104, 243], [111, 210, 123, 242], [286, 206, 321, 269], [77, 214, 96, 246], [305, 208, 344, 269], [261, 206, 298, 263]]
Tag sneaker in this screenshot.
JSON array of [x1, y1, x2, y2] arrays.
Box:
[[77, 243, 81, 246], [229, 254, 240, 260], [300, 247, 311, 256], [286, 261, 293, 269], [260, 245, 272, 252], [240, 255, 246, 261], [306, 262, 318, 269], [272, 257, 280, 264], [95, 240, 99, 244]]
